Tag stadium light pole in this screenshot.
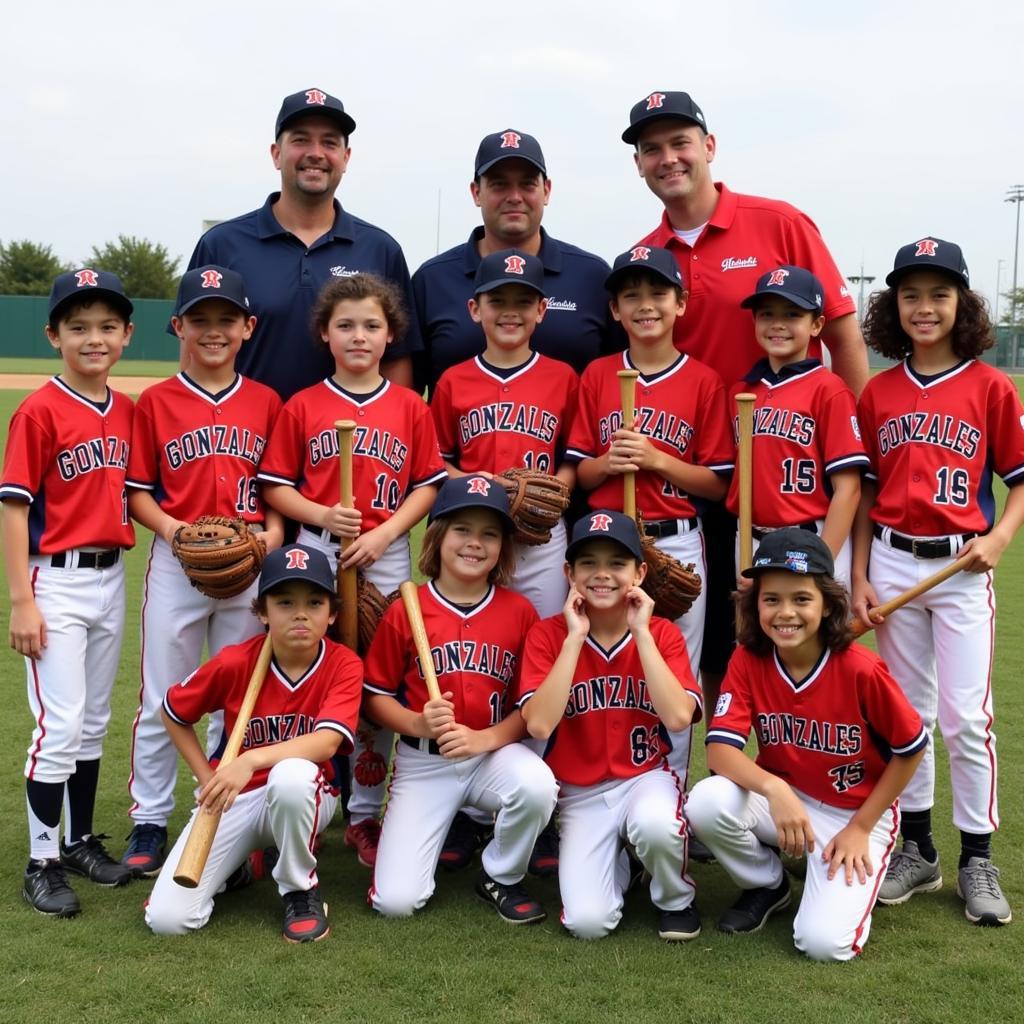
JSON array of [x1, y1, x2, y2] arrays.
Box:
[[1007, 186, 1024, 329], [995, 259, 1005, 323], [847, 262, 875, 322]]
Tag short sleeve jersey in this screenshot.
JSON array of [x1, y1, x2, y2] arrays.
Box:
[[0, 377, 135, 553], [126, 373, 282, 524], [565, 351, 733, 519], [258, 378, 446, 531], [518, 615, 702, 786], [858, 359, 1024, 536], [363, 582, 538, 730], [724, 359, 868, 525], [707, 643, 927, 809], [163, 634, 363, 793], [635, 185, 856, 385], [431, 353, 579, 474]]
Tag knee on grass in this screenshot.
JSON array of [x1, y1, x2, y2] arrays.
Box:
[[562, 903, 620, 940], [793, 917, 857, 963], [146, 893, 212, 936], [370, 882, 433, 919]]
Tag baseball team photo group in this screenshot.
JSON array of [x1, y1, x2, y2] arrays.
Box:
[[3, 81, 1022, 988]]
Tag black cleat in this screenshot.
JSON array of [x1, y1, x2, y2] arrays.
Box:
[[24, 860, 81, 918], [61, 835, 132, 887]]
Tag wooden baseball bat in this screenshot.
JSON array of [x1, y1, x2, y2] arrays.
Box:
[[617, 369, 641, 520], [173, 634, 274, 888], [335, 420, 358, 651], [735, 393, 756, 575], [399, 580, 442, 702], [851, 552, 973, 637]]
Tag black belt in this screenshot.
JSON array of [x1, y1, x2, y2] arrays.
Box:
[[752, 521, 818, 541], [304, 524, 341, 544], [874, 524, 977, 559], [400, 734, 441, 755], [643, 517, 699, 539], [50, 549, 121, 569]]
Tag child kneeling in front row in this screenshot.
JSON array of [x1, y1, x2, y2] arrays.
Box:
[[146, 544, 363, 943], [686, 528, 927, 961]]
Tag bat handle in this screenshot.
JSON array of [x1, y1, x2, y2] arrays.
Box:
[[335, 420, 358, 651], [617, 369, 640, 521]]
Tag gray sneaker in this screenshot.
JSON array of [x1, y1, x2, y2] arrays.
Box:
[[957, 858, 1012, 926], [876, 841, 942, 905]]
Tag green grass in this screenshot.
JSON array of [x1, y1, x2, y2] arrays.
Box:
[[0, 358, 178, 377], [1, 385, 1023, 1024]]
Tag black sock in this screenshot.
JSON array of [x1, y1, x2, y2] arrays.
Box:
[[959, 831, 992, 868], [64, 759, 101, 845], [900, 809, 937, 862], [26, 779, 65, 860]]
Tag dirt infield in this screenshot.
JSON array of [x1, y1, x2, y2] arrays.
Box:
[[0, 374, 158, 393]]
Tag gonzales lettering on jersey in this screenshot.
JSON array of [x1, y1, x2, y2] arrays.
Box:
[[565, 352, 732, 519], [518, 616, 702, 786], [126, 373, 282, 523], [0, 377, 135, 554], [432, 353, 578, 475], [859, 359, 1024, 535], [363, 582, 538, 731], [258, 377, 446, 530], [706, 644, 927, 808], [163, 634, 363, 793]]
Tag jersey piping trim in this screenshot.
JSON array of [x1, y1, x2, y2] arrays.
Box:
[[270, 640, 327, 691], [473, 352, 540, 384], [256, 469, 297, 487], [314, 721, 354, 748], [324, 376, 390, 407], [624, 350, 688, 385], [427, 580, 496, 618], [756, 364, 825, 390], [0, 483, 34, 503], [362, 681, 395, 697], [901, 358, 974, 390], [411, 469, 448, 489], [705, 727, 748, 748], [891, 727, 929, 757], [584, 632, 633, 661], [125, 477, 155, 491], [825, 453, 871, 473], [177, 372, 243, 405], [773, 646, 830, 692], [52, 376, 114, 415], [562, 446, 591, 463]]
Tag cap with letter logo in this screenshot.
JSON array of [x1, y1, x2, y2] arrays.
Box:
[[473, 249, 547, 297], [741, 527, 834, 578], [474, 129, 546, 177], [48, 268, 133, 321], [605, 245, 684, 292], [885, 237, 969, 288], [565, 510, 644, 563], [622, 91, 707, 144], [258, 543, 336, 596], [740, 265, 824, 313], [428, 476, 516, 532], [174, 265, 251, 316], [275, 88, 356, 138]]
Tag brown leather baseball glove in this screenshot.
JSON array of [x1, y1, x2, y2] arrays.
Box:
[[171, 516, 265, 600], [639, 531, 702, 620], [498, 468, 571, 546], [356, 575, 397, 655]]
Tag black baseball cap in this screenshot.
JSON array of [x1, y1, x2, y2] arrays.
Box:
[[622, 91, 707, 145], [605, 246, 684, 292], [258, 543, 336, 596], [275, 88, 356, 138], [48, 268, 133, 322], [175, 266, 251, 317], [565, 510, 644, 564], [475, 129, 546, 177], [428, 476, 516, 532], [742, 528, 834, 578], [740, 265, 824, 313], [473, 249, 547, 297], [885, 237, 969, 288]]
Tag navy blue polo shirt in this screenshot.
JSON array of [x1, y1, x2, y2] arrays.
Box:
[[411, 226, 624, 396], [182, 194, 422, 400]]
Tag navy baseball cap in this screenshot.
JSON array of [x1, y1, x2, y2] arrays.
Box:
[[48, 268, 133, 321], [565, 510, 644, 564], [275, 88, 356, 138], [742, 528, 834, 578], [474, 130, 546, 177], [740, 265, 824, 313], [175, 266, 251, 317], [428, 476, 516, 532], [622, 91, 707, 145], [473, 249, 547, 297], [605, 246, 684, 292], [258, 543, 335, 596], [885, 237, 969, 288]]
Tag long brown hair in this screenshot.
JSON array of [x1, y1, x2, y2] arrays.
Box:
[[417, 514, 516, 587]]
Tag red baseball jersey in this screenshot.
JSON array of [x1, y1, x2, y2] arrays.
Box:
[[363, 581, 538, 730], [725, 359, 868, 525], [566, 352, 733, 519], [635, 185, 856, 385], [126, 372, 282, 523], [518, 616, 702, 786], [258, 378, 446, 530], [708, 643, 926, 809], [858, 359, 1024, 536], [0, 377, 135, 553], [163, 633, 363, 793], [431, 353, 579, 474]]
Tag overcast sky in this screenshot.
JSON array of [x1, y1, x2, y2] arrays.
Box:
[[4, 1, 1022, 315]]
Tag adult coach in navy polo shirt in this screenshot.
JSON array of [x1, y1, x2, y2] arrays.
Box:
[[412, 130, 619, 396], [181, 88, 420, 400]]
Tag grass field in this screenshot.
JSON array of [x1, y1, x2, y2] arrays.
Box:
[[0, 358, 178, 377], [1, 383, 1022, 1024]]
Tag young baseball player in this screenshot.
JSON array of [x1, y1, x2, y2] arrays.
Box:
[[259, 273, 447, 869], [853, 237, 1024, 926], [686, 528, 927, 960], [146, 543, 363, 942], [725, 265, 867, 585], [121, 266, 284, 878], [566, 246, 732, 781], [363, 476, 557, 923], [519, 510, 703, 940], [2, 269, 136, 917]]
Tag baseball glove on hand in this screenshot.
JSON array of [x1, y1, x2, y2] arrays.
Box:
[[639, 529, 702, 621], [498, 468, 571, 546], [355, 576, 397, 655], [172, 516, 265, 599]]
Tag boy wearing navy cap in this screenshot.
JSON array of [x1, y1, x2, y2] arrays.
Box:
[[121, 265, 285, 878], [724, 264, 867, 587], [146, 544, 363, 943]]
